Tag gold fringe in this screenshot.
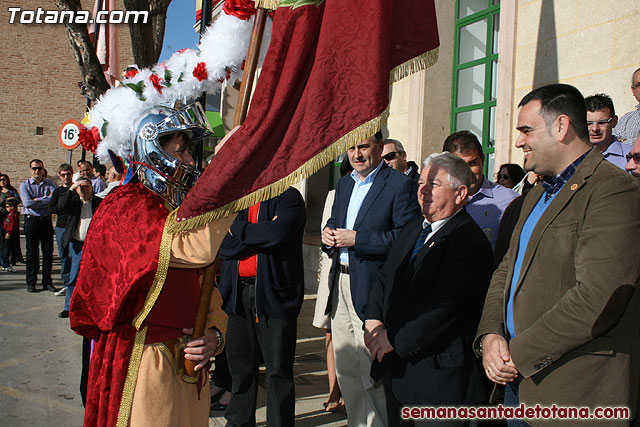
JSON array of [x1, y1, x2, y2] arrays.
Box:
[[166, 109, 389, 234], [390, 47, 439, 83], [132, 215, 173, 330], [115, 327, 148, 427], [165, 46, 439, 235], [255, 0, 280, 9]]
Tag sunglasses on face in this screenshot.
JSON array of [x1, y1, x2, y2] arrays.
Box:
[[382, 152, 398, 161], [496, 173, 511, 180], [626, 152, 640, 162], [31, 166, 43, 171]]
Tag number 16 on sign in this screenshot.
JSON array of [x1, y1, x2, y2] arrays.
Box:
[[58, 119, 82, 150]]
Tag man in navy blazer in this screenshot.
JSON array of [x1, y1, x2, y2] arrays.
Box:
[[322, 131, 420, 426], [365, 152, 493, 426]]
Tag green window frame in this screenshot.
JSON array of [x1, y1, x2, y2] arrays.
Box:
[[451, 0, 500, 175]]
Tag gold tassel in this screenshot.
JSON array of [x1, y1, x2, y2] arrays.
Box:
[[115, 327, 148, 427], [390, 47, 439, 83], [255, 0, 280, 9]]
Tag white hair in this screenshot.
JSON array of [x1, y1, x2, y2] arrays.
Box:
[[421, 152, 472, 189]]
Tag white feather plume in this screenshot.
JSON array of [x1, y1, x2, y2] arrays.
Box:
[[89, 11, 266, 163]]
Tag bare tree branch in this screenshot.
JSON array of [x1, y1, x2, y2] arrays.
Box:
[[55, 0, 110, 102]]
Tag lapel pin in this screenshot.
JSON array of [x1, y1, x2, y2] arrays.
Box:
[[571, 184, 578, 190], [428, 241, 435, 248]]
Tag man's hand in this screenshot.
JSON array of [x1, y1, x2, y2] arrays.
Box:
[[481, 334, 518, 385], [322, 227, 337, 247], [182, 327, 221, 372], [364, 319, 393, 363], [333, 228, 356, 248]]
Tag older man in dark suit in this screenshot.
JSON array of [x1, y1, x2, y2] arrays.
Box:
[[364, 152, 493, 426], [322, 131, 420, 426]]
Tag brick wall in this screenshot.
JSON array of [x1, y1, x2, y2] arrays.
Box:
[[0, 0, 133, 187]]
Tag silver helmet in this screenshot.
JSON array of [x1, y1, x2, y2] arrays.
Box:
[[133, 103, 212, 207]]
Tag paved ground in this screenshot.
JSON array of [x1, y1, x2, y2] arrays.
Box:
[[0, 237, 347, 426]]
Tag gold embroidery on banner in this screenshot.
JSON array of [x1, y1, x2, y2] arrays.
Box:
[[165, 47, 439, 235], [133, 216, 173, 330], [116, 327, 148, 427]]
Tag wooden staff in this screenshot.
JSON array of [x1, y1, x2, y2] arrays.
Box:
[[184, 5, 269, 378]]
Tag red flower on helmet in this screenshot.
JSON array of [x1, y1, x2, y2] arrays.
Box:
[[149, 74, 163, 93], [78, 126, 101, 154], [193, 62, 208, 81], [223, 0, 256, 20], [124, 68, 139, 79]]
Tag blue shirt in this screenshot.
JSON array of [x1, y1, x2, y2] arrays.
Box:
[[601, 137, 631, 170], [20, 177, 57, 216], [466, 178, 518, 248], [506, 151, 588, 337], [339, 160, 384, 264]]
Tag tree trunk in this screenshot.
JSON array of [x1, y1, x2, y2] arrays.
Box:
[[55, 0, 110, 102], [56, 0, 172, 102], [123, 0, 172, 68]]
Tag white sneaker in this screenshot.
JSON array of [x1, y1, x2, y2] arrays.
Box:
[[54, 288, 67, 296], [3, 266, 15, 273]]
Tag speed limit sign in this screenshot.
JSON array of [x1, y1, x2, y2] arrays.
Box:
[[58, 119, 82, 150]]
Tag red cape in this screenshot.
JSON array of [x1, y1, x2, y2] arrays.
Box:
[[70, 183, 168, 427]]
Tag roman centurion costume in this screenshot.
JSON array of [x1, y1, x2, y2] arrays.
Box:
[[66, 6, 263, 425], [70, 104, 235, 427]]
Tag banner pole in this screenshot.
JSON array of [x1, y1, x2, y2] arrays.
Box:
[[184, 5, 269, 378]]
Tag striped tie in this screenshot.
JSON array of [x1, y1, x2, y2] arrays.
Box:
[[410, 223, 432, 260]]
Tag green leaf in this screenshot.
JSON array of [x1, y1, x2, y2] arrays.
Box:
[[101, 121, 109, 137], [164, 69, 173, 88], [178, 72, 184, 83]]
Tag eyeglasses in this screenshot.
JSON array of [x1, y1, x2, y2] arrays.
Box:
[[31, 166, 43, 171], [586, 117, 614, 127], [496, 173, 511, 180], [626, 152, 640, 162], [0, 178, 6, 182], [382, 152, 398, 161]]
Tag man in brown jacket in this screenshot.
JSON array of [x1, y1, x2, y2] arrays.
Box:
[[475, 84, 640, 426]]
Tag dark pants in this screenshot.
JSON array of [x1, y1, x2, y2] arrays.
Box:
[[24, 215, 53, 289], [504, 379, 530, 427], [224, 280, 297, 427]]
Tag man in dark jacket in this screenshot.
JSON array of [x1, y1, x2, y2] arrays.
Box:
[[49, 163, 74, 296], [218, 187, 306, 427], [56, 177, 101, 318]]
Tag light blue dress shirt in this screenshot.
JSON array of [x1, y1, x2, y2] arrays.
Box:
[[466, 178, 518, 248], [339, 160, 384, 264], [602, 137, 631, 170]]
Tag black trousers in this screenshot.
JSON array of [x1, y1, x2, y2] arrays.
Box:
[[224, 280, 297, 427], [24, 215, 53, 288]]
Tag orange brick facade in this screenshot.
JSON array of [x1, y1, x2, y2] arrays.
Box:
[[0, 0, 134, 186]]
